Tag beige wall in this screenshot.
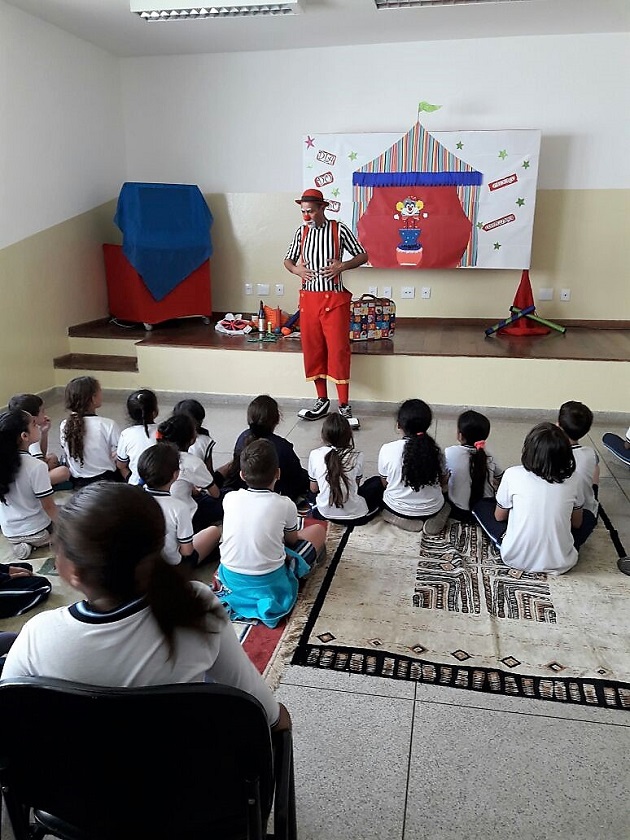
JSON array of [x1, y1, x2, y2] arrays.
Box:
[[0, 200, 119, 399], [2, 187, 626, 404], [208, 188, 630, 321]]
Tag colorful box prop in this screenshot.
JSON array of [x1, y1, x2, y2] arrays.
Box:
[[349, 294, 396, 341]]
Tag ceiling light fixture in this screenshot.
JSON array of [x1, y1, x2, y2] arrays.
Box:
[[375, 0, 529, 8], [131, 0, 302, 19]]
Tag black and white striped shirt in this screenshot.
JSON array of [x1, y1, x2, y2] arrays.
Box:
[[285, 219, 366, 292]]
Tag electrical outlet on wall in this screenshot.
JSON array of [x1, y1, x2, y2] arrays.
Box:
[[560, 288, 571, 301], [244, 283, 253, 295], [401, 286, 415, 299], [382, 286, 392, 299], [421, 287, 431, 300], [275, 284, 284, 296], [368, 286, 378, 296]]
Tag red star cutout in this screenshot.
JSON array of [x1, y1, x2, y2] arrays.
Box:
[[305, 136, 315, 149]]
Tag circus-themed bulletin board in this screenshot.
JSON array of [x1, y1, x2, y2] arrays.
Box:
[[302, 124, 541, 270]]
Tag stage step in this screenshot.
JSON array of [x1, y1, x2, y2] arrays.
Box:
[[53, 353, 141, 390]]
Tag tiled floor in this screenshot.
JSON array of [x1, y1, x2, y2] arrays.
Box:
[[4, 389, 630, 840]]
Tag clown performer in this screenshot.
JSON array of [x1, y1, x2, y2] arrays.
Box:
[[283, 188, 368, 429]]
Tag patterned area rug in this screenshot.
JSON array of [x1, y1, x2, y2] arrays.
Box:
[[290, 515, 630, 710]]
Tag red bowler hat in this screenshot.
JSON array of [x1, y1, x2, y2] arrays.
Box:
[[295, 188, 329, 206]]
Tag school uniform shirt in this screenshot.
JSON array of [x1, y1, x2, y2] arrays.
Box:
[[0, 452, 53, 538], [220, 489, 299, 576], [188, 432, 214, 465], [571, 445, 599, 518], [496, 465, 585, 575], [378, 438, 444, 516], [1, 582, 280, 726], [60, 415, 120, 478], [116, 424, 158, 485], [170, 451, 215, 519], [308, 445, 368, 520], [231, 430, 309, 501], [445, 444, 503, 511], [145, 489, 194, 565]]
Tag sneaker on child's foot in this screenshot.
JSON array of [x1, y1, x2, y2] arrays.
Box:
[[298, 397, 330, 421], [13, 542, 33, 561], [338, 404, 360, 430]]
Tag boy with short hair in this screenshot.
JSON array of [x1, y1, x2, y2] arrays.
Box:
[[558, 400, 598, 547], [8, 393, 71, 488], [217, 438, 326, 627], [137, 443, 221, 568]]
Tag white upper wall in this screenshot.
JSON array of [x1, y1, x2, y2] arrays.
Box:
[[0, 1, 125, 249], [121, 33, 629, 193]]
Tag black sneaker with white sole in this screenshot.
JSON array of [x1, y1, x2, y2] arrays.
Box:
[[298, 397, 330, 421], [338, 404, 360, 430]]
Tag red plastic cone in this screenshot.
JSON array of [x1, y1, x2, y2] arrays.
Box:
[[499, 270, 550, 336]]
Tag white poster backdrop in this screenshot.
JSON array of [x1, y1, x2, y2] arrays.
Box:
[[302, 129, 541, 269]]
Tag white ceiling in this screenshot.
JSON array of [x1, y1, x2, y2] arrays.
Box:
[[5, 0, 629, 57]]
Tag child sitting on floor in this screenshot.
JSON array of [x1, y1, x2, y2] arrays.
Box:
[[115, 388, 159, 484], [217, 439, 326, 628], [8, 393, 71, 488], [219, 395, 309, 504], [445, 410, 503, 522], [60, 377, 121, 487], [378, 399, 450, 534], [157, 413, 222, 530], [558, 400, 599, 547], [473, 422, 585, 575], [173, 398, 216, 474], [137, 444, 221, 568], [308, 412, 382, 525], [0, 409, 53, 615]]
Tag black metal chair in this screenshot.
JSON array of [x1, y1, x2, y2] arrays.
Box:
[[0, 678, 296, 839]]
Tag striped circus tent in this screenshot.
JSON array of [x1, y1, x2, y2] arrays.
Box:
[[353, 122, 483, 268]]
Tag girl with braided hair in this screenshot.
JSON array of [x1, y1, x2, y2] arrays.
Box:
[[445, 410, 503, 522], [60, 377, 121, 488], [378, 399, 450, 534], [308, 412, 382, 525]]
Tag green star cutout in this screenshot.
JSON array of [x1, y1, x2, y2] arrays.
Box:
[[493, 242, 501, 250], [476, 222, 484, 229], [348, 151, 358, 161], [516, 197, 525, 207], [498, 149, 508, 160], [331, 188, 340, 197], [522, 159, 530, 169], [456, 141, 464, 150]]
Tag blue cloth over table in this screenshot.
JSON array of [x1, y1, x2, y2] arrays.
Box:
[[114, 182, 213, 302]]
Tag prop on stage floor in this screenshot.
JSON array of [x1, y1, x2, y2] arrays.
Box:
[[485, 270, 564, 337], [105, 182, 213, 330]]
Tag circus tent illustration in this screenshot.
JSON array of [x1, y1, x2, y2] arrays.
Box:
[[353, 122, 483, 269]]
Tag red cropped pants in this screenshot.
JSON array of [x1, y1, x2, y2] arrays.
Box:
[[299, 289, 352, 385]]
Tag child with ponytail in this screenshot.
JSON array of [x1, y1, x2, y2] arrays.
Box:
[[60, 377, 121, 487], [308, 412, 382, 525], [445, 410, 503, 522], [378, 399, 450, 534], [157, 413, 222, 530], [0, 409, 54, 616], [116, 388, 159, 484]]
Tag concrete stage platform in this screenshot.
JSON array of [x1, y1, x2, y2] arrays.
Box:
[[54, 317, 630, 413]]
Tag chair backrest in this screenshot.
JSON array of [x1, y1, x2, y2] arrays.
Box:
[[0, 678, 275, 840]]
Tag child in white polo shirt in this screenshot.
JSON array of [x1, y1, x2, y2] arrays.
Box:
[[137, 444, 221, 568], [0, 410, 56, 617], [217, 439, 326, 627], [473, 422, 585, 575], [557, 400, 598, 547]]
